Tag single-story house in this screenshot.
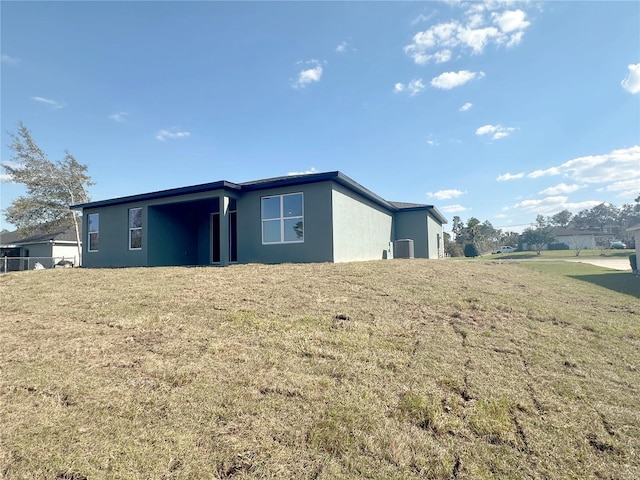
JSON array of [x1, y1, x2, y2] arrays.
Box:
[[553, 228, 614, 250], [0, 222, 81, 271], [71, 171, 447, 268], [627, 224, 640, 254]]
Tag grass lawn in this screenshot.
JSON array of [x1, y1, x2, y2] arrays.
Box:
[[1, 260, 639, 479], [480, 248, 634, 260], [518, 260, 639, 298]]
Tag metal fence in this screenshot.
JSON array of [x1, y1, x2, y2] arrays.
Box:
[[1, 256, 79, 273]]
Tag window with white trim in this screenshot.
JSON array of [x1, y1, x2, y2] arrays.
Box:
[[129, 207, 142, 250], [88, 213, 99, 252], [261, 193, 304, 244]]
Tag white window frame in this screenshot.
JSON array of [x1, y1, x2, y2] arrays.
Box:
[[128, 207, 143, 250], [261, 193, 304, 245], [88, 213, 99, 252]]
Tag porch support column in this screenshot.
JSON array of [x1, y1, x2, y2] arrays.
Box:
[[219, 196, 230, 266]]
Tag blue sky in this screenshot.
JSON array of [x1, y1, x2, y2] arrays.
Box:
[[1, 1, 639, 234]]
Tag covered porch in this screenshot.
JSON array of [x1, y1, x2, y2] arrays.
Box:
[[147, 195, 237, 266]]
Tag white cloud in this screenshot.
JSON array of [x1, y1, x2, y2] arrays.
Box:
[[31, 96, 64, 109], [506, 31, 525, 48], [459, 102, 473, 111], [0, 173, 13, 183], [431, 70, 484, 89], [407, 79, 425, 95], [155, 129, 190, 141], [527, 166, 561, 178], [288, 167, 318, 176], [433, 50, 453, 63], [526, 145, 640, 184], [539, 183, 583, 195], [411, 12, 436, 25], [598, 178, 640, 198], [492, 10, 530, 33], [336, 41, 348, 53], [394, 79, 425, 96], [109, 112, 129, 122], [514, 196, 602, 216], [497, 172, 525, 181], [441, 204, 469, 213], [427, 189, 466, 200], [509, 146, 640, 212], [621, 63, 640, 94], [476, 124, 516, 140], [404, 6, 531, 64], [1, 54, 19, 64], [457, 26, 500, 53], [293, 61, 323, 89]]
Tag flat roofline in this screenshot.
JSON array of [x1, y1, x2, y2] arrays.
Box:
[[70, 171, 447, 224], [71, 180, 241, 209]]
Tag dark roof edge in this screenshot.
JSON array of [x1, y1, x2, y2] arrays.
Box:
[[69, 170, 448, 224], [428, 207, 448, 225], [240, 171, 401, 212], [71, 180, 242, 209], [395, 205, 448, 224], [332, 172, 397, 211]]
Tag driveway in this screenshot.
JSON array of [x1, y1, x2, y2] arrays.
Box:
[[564, 258, 632, 271]]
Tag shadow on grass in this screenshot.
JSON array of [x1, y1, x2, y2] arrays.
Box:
[[489, 254, 539, 260], [569, 272, 640, 298]]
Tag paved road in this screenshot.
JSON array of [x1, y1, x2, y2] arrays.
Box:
[[564, 258, 632, 271]]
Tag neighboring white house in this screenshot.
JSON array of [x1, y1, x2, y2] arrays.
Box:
[[553, 228, 614, 250], [627, 224, 640, 254], [0, 222, 81, 271]]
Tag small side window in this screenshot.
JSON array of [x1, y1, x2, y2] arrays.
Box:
[[129, 208, 142, 250], [88, 213, 99, 252]]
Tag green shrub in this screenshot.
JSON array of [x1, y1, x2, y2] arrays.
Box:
[[464, 244, 479, 258]]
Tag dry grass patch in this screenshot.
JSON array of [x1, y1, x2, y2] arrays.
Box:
[[1, 260, 639, 479]]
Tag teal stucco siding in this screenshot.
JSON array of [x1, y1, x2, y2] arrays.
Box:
[[236, 181, 334, 264], [82, 189, 231, 268], [82, 205, 147, 268], [393, 209, 444, 259], [74, 171, 446, 268], [426, 212, 444, 259]]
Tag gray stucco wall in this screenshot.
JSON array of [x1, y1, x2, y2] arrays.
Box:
[[236, 181, 334, 264], [426, 212, 444, 259], [393, 209, 444, 259], [331, 184, 393, 262], [394, 210, 429, 258]]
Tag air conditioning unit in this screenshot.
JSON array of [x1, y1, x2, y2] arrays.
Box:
[[394, 239, 414, 259]]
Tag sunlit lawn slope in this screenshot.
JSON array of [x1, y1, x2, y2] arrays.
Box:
[[1, 260, 638, 479]]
